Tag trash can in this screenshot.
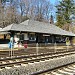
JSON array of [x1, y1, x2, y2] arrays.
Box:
[[24, 43, 28, 48], [24, 42, 28, 51]]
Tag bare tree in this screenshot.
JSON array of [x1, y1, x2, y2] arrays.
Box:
[[0, 0, 54, 27]]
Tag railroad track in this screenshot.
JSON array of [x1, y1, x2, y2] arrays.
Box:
[[0, 46, 74, 57], [40, 63, 75, 75], [0, 50, 75, 61], [0, 48, 75, 60], [0, 50, 75, 69]]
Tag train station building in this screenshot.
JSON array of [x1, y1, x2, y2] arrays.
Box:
[[1, 20, 75, 44]]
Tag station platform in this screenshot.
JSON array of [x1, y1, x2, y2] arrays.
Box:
[[0, 43, 73, 51]]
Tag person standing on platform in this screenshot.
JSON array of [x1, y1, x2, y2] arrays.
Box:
[[24, 41, 28, 51]]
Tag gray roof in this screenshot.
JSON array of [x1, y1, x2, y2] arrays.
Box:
[[3, 20, 75, 36], [20, 19, 29, 25], [0, 27, 9, 34], [0, 32, 10, 34]]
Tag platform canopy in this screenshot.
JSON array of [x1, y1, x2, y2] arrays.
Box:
[[0, 27, 10, 34], [2, 20, 75, 36]]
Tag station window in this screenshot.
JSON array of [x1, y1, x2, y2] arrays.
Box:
[[16, 33, 24, 41], [29, 33, 36, 41], [20, 34, 24, 40]]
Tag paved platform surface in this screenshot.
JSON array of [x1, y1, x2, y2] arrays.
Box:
[[0, 44, 73, 50]]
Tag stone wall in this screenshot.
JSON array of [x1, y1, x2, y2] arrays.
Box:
[[0, 54, 75, 75]]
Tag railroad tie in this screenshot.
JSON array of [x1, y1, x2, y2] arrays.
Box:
[[21, 63, 28, 67], [0, 68, 3, 71], [41, 56, 44, 58], [27, 58, 32, 60], [28, 62, 34, 65], [9, 60, 14, 63], [51, 71, 62, 75], [6, 57, 10, 58], [1, 57, 4, 59], [40, 60, 45, 63], [31, 57, 36, 59], [2, 61, 6, 64], [21, 59, 25, 61], [45, 59, 50, 62], [41, 53, 44, 54], [5, 66, 12, 69], [14, 65, 21, 68], [58, 69, 73, 75], [45, 73, 51, 75]]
